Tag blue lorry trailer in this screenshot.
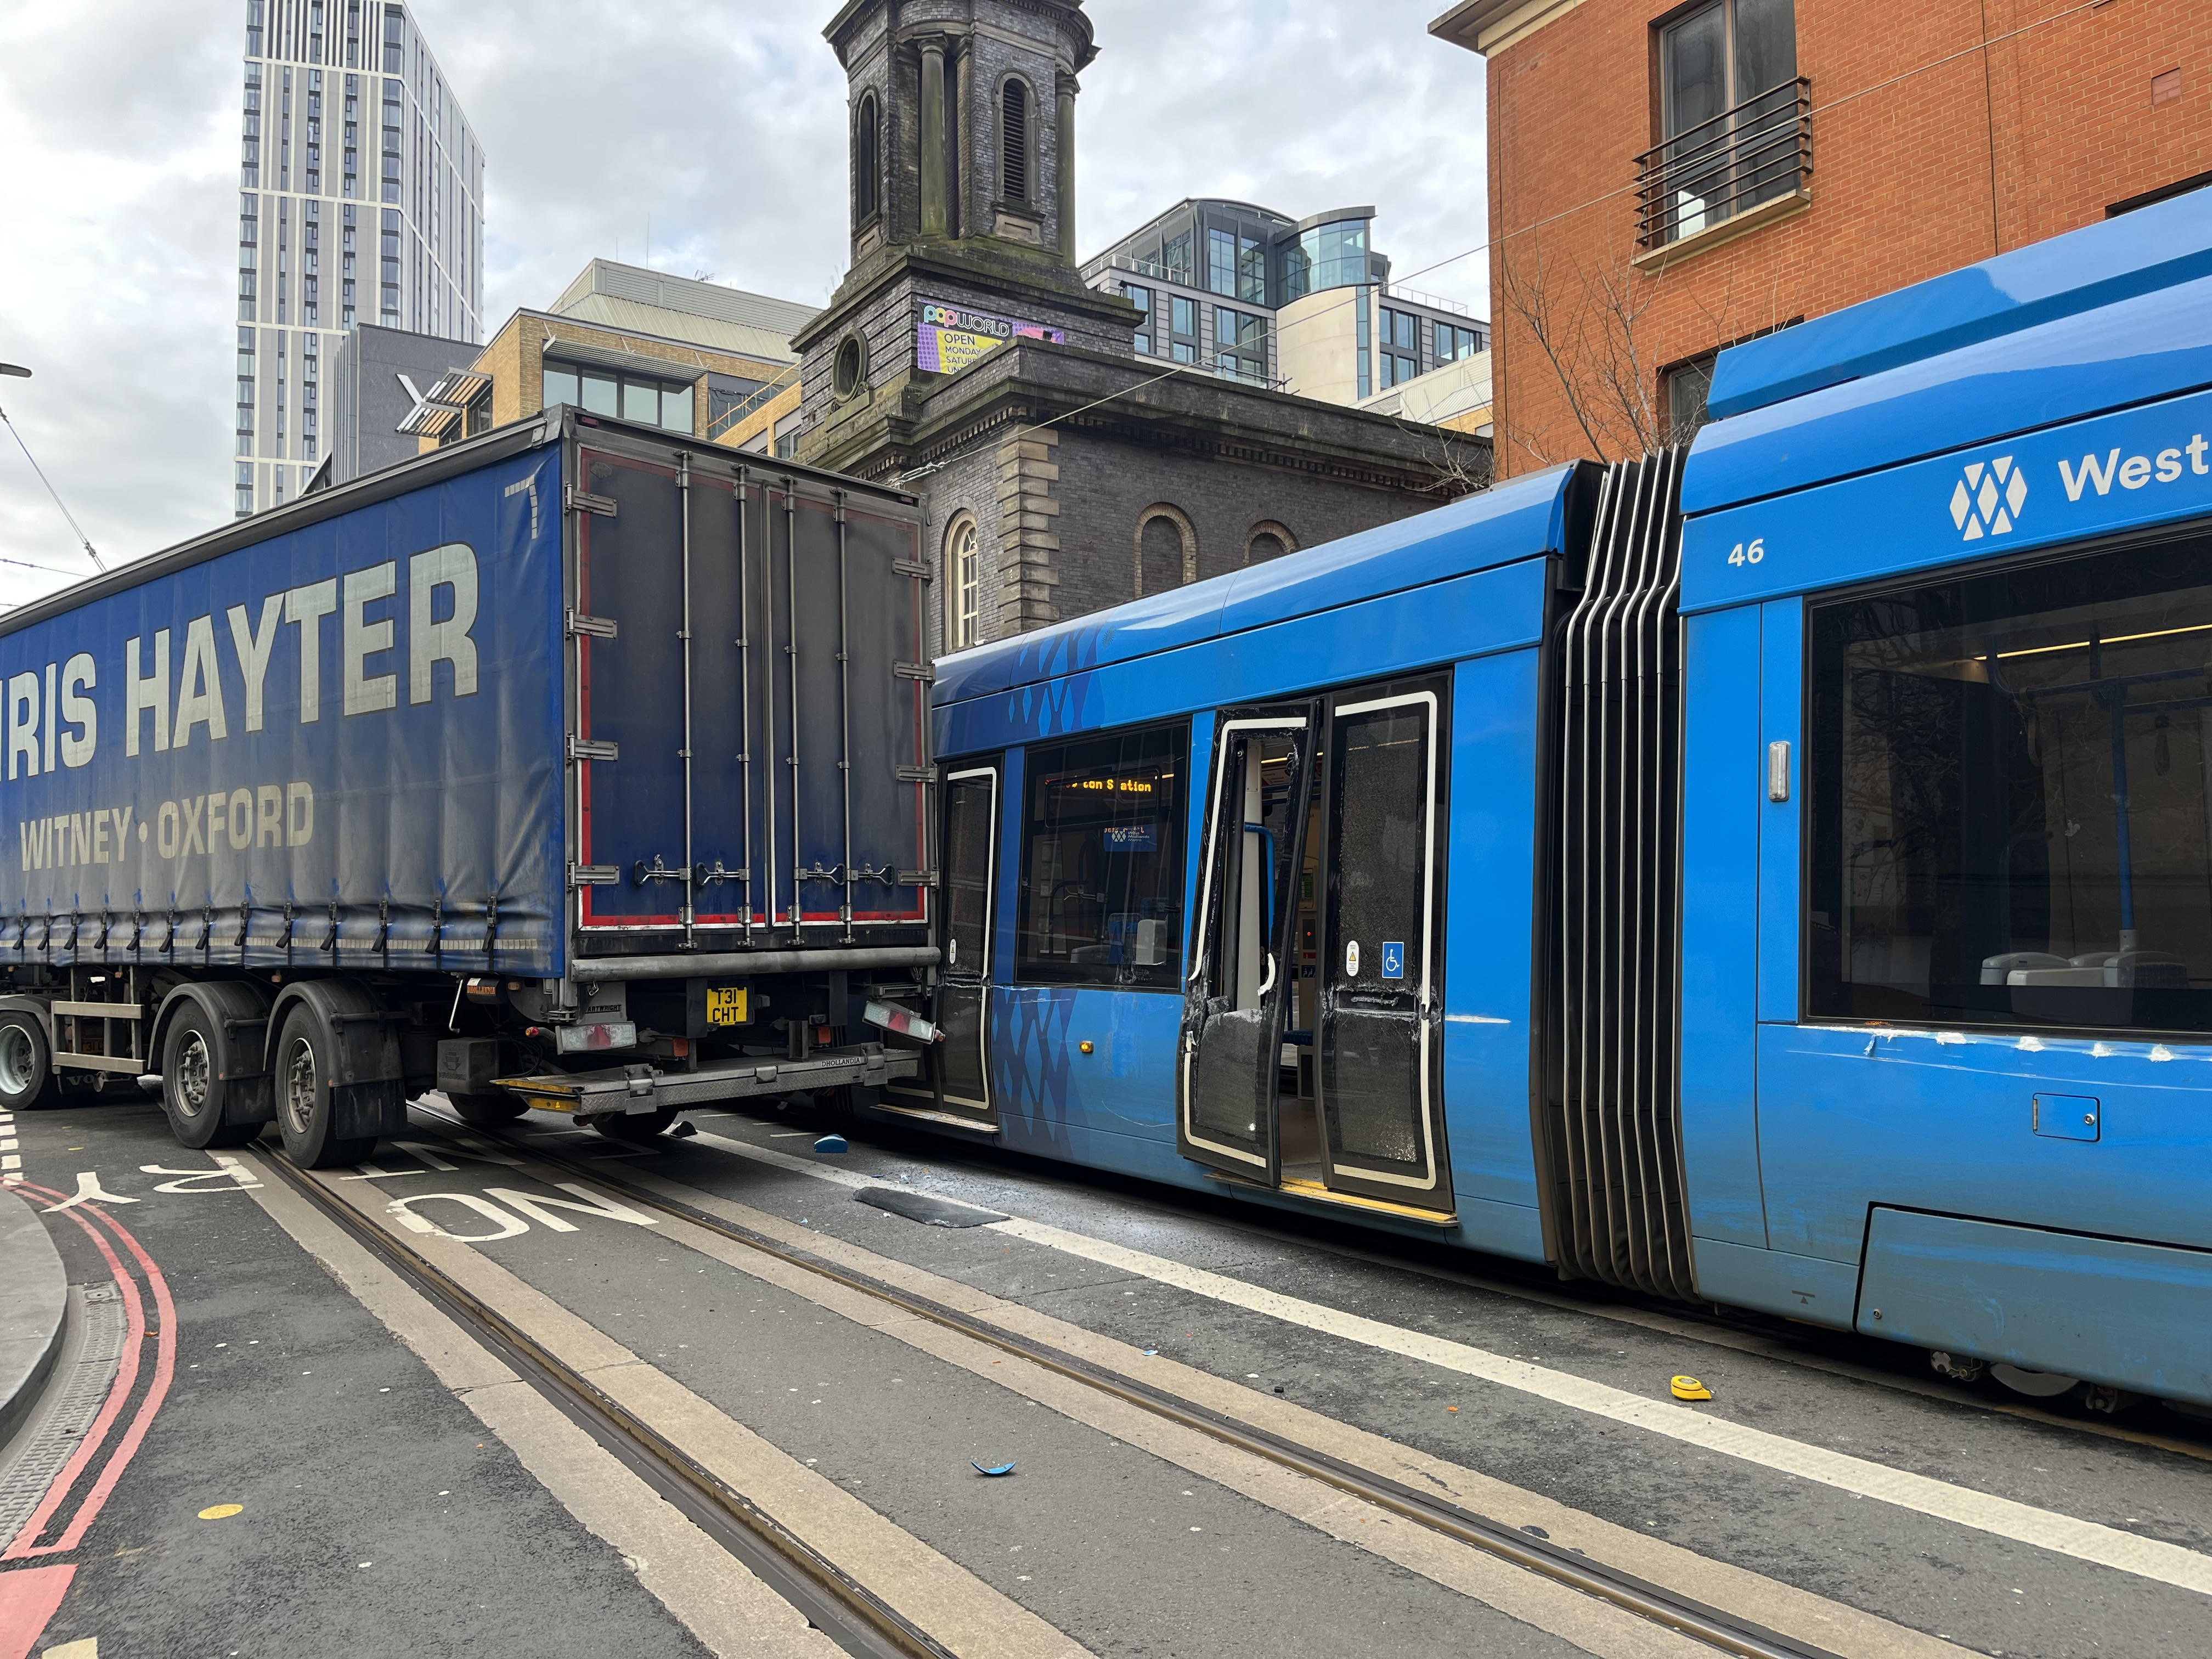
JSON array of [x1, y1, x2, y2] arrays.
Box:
[[0, 409, 935, 1165], [903, 191, 2212, 1410]]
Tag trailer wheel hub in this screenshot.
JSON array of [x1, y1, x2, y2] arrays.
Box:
[[281, 1036, 318, 1136], [0, 1026, 32, 1096], [174, 1032, 212, 1118]]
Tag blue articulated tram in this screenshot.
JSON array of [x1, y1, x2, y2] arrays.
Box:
[[873, 190, 2212, 1410]]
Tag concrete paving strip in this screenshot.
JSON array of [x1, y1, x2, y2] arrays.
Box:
[[232, 1152, 850, 1659], [607, 1159, 1963, 1659], [987, 1215, 2212, 1599], [300, 1155, 1094, 1659], [680, 1121, 2212, 1599]]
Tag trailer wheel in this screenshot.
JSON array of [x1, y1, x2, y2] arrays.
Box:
[[0, 1013, 56, 1110], [591, 1108, 677, 1143], [274, 1007, 375, 1169], [447, 1091, 528, 1126], [161, 1004, 256, 1149]]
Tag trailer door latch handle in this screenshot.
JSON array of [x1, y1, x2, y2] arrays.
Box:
[[566, 608, 618, 639], [1767, 740, 1792, 803]]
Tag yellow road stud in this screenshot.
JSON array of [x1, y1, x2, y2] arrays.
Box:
[[1669, 1375, 1713, 1401]]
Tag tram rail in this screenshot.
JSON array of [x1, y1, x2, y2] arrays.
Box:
[[387, 1105, 1852, 1659], [256, 1139, 958, 1659]]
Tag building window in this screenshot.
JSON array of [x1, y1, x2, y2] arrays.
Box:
[[1282, 219, 1368, 301], [1171, 341, 1196, 365], [1163, 230, 1193, 286], [855, 93, 879, 225], [1662, 352, 1717, 444], [1207, 228, 1236, 297], [1807, 535, 2212, 1035], [1646, 0, 1802, 247], [1355, 287, 1372, 398], [1018, 724, 1189, 991], [1379, 307, 1419, 387], [1125, 283, 1151, 354], [947, 517, 980, 650], [1170, 295, 1195, 338], [1000, 78, 1030, 202], [542, 361, 696, 433], [1435, 320, 1485, 361], [1239, 234, 1265, 304]]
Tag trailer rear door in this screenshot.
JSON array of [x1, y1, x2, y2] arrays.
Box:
[[570, 437, 929, 946]]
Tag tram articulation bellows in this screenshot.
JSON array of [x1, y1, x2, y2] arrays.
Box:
[[1544, 450, 1696, 1301]]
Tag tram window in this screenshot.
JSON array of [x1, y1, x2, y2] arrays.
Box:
[[1808, 533, 2212, 1033], [1018, 724, 1188, 989]]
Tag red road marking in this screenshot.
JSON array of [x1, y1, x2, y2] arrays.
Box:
[[2, 1182, 177, 1562], [0, 1564, 75, 1659]]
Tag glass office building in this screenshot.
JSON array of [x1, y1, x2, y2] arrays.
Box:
[[234, 1, 484, 515]]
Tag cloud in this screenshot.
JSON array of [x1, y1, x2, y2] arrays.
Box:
[[0, 0, 1487, 590]]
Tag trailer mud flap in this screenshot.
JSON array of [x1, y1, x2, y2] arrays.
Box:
[[332, 1080, 409, 1140]]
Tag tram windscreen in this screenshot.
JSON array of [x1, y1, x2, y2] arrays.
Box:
[[1017, 723, 1187, 989], [1808, 534, 2212, 1033]]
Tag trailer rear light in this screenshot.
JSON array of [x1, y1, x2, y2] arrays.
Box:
[[862, 1000, 941, 1043], [555, 1021, 637, 1054]]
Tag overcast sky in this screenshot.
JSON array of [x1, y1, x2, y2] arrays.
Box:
[[0, 1, 1487, 602]]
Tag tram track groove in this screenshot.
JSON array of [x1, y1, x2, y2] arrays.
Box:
[[415, 1107, 1917, 1659], [689, 1116, 2212, 1464], [250, 1141, 1017, 1659]]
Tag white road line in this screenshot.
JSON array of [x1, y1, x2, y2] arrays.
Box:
[[233, 1152, 845, 1659], [988, 1215, 2212, 1598], [646, 1120, 2212, 1594]]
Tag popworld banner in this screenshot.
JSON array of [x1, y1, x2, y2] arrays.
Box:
[[916, 301, 1066, 375]]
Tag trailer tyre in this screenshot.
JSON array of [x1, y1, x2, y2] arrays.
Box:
[[274, 1007, 375, 1169], [0, 1013, 57, 1110], [161, 1005, 256, 1150], [447, 1091, 528, 1126], [592, 1108, 677, 1143]]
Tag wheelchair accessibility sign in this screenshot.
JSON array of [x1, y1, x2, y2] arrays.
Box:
[[1380, 941, 1405, 980]]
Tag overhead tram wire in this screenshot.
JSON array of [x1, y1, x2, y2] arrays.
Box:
[[0, 373, 108, 575]]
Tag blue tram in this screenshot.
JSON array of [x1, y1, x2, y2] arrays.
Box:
[[869, 191, 2212, 1410]]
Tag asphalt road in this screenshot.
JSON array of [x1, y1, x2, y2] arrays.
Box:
[[4, 1087, 2209, 1658]]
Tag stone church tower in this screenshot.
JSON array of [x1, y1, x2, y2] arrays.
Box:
[[794, 0, 1485, 652], [795, 0, 1135, 470]]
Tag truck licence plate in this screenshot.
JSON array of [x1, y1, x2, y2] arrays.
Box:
[[707, 986, 749, 1026]]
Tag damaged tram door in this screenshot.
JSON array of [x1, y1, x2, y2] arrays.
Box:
[[886, 764, 1000, 1124], [1178, 711, 1314, 1183], [1178, 682, 1453, 1214]]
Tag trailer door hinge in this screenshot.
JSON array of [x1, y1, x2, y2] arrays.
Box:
[[568, 737, 620, 762], [566, 487, 618, 517], [896, 765, 938, 783], [893, 662, 936, 683], [892, 559, 930, 579], [899, 869, 938, 887], [566, 608, 618, 639], [569, 864, 621, 887]]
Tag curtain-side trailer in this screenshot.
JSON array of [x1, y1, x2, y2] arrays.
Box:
[[0, 410, 936, 1165]]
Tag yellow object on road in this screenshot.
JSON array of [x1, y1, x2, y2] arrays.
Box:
[[1669, 1375, 1713, 1401]]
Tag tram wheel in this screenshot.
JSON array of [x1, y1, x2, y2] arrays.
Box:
[[592, 1108, 678, 1143], [1989, 1363, 2079, 1400], [447, 1091, 529, 1126]]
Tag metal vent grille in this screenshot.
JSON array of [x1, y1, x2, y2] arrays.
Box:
[[1001, 80, 1030, 202], [1546, 449, 1694, 1301]]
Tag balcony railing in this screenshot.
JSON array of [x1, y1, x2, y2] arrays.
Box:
[[1635, 77, 1812, 253]]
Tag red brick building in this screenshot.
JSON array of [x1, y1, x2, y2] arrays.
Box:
[[1431, 0, 2212, 477]]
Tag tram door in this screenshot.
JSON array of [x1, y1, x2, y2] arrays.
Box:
[[1315, 684, 1452, 1211], [1178, 711, 1316, 1181], [887, 765, 998, 1122]]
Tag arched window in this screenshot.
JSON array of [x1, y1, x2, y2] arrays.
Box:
[[947, 517, 980, 648], [1133, 504, 1196, 598], [855, 93, 879, 225], [1244, 520, 1297, 566], [1000, 79, 1030, 203]]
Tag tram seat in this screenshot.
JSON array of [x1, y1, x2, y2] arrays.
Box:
[[1984, 949, 2191, 988]]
